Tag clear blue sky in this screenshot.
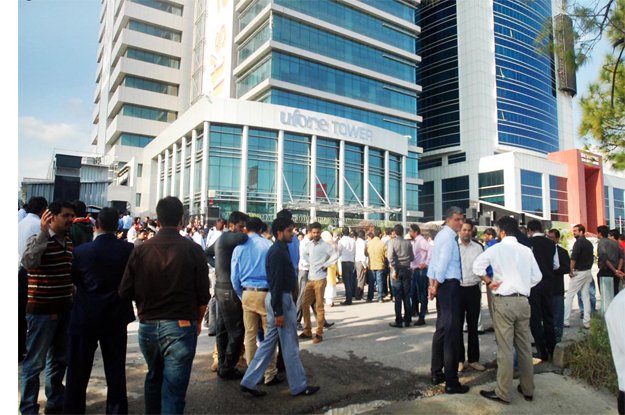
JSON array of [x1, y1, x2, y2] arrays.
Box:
[[17, 0, 612, 185]]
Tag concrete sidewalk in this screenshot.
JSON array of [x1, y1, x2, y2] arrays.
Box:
[[344, 372, 618, 415]]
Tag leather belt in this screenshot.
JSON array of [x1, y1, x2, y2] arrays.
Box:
[[243, 287, 269, 292], [494, 293, 527, 297]]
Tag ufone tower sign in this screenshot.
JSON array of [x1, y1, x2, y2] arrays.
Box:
[[279, 109, 373, 143]]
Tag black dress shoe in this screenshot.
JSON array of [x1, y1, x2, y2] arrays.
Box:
[[240, 385, 267, 397], [414, 319, 425, 326], [340, 301, 352, 306], [517, 384, 533, 401], [218, 368, 245, 380], [296, 385, 320, 396], [388, 322, 403, 328], [532, 352, 549, 362], [431, 375, 445, 385], [445, 384, 470, 394], [324, 321, 335, 328], [480, 390, 509, 404], [265, 375, 284, 386]]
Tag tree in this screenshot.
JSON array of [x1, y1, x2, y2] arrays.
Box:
[[579, 54, 625, 170]]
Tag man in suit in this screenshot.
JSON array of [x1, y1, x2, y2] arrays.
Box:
[[526, 220, 559, 361], [547, 228, 571, 343], [63, 207, 135, 414]]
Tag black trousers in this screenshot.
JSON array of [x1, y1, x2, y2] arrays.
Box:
[[618, 390, 624, 415], [63, 329, 128, 414], [458, 284, 481, 364], [341, 261, 355, 304], [19, 267, 28, 358], [431, 279, 462, 386], [529, 284, 556, 359], [391, 266, 412, 325], [215, 288, 244, 376]]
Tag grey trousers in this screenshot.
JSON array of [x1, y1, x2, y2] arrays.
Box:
[[493, 296, 534, 402]]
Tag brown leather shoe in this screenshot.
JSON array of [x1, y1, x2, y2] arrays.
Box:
[[299, 332, 312, 340], [312, 335, 323, 344]]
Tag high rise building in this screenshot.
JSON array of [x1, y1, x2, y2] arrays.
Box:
[[91, 0, 423, 225]]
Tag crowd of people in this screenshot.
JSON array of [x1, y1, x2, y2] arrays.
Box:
[[16, 195, 625, 414]]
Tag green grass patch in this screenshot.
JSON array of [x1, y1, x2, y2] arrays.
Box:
[[567, 316, 619, 394]]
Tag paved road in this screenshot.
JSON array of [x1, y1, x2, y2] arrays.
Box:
[[21, 279, 609, 414]]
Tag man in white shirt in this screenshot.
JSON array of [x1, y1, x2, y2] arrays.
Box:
[[473, 216, 542, 405], [354, 230, 368, 301], [205, 218, 226, 249], [457, 221, 485, 372], [337, 228, 356, 305], [606, 289, 625, 415]]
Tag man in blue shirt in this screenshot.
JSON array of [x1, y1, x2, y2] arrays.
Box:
[[428, 206, 469, 394], [231, 217, 282, 386]]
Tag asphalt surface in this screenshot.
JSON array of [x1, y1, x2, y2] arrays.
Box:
[[20, 277, 612, 414]]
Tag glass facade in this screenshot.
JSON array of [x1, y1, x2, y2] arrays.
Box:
[[521, 169, 543, 215], [124, 75, 178, 95], [130, 0, 183, 16], [127, 20, 182, 42], [126, 47, 180, 68], [605, 185, 611, 225], [238, 22, 270, 63], [208, 124, 242, 218], [615, 188, 625, 226], [479, 170, 504, 206], [549, 175, 568, 222], [119, 132, 154, 148], [442, 175, 469, 214], [416, 1, 460, 151], [406, 152, 418, 179], [121, 104, 177, 122], [406, 183, 419, 212], [239, 0, 270, 31], [368, 149, 385, 209], [358, 0, 417, 22], [344, 144, 364, 205], [494, 0, 559, 153], [283, 133, 310, 202], [419, 181, 435, 222], [316, 138, 339, 204], [247, 128, 277, 214]]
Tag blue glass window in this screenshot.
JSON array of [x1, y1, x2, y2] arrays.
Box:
[[119, 133, 154, 148], [248, 129, 277, 210], [208, 125, 242, 207], [238, 22, 270, 63], [389, 154, 401, 208], [239, 0, 270, 31], [283, 133, 310, 202], [406, 182, 419, 212], [124, 75, 178, 95], [122, 104, 176, 122], [419, 181, 435, 222], [275, 0, 417, 53], [237, 56, 271, 97], [130, 0, 183, 15], [442, 175, 469, 215], [358, 0, 417, 22], [126, 47, 180, 68], [344, 143, 364, 205], [521, 169, 543, 215], [479, 170, 504, 206], [127, 20, 182, 42], [316, 138, 339, 203], [614, 188, 625, 227], [406, 152, 418, 179], [549, 175, 568, 222], [605, 185, 611, 226]]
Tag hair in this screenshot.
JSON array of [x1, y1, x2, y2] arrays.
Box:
[[597, 225, 609, 238], [342, 226, 350, 236], [276, 209, 293, 220], [445, 206, 464, 219], [496, 216, 519, 237], [483, 228, 497, 238], [48, 200, 75, 215], [526, 219, 543, 233], [609, 229, 620, 239], [374, 227, 382, 237], [309, 222, 322, 231], [26, 196, 48, 215], [260, 222, 269, 234], [72, 200, 87, 218], [393, 224, 404, 237], [156, 196, 184, 227], [97, 207, 119, 232], [357, 230, 365, 239], [462, 220, 474, 229], [246, 217, 264, 233], [410, 224, 421, 235], [385, 227, 392, 234], [548, 228, 561, 239], [574, 224, 586, 234], [215, 218, 226, 225], [228, 211, 248, 225], [367, 232, 374, 239], [272, 217, 294, 237]]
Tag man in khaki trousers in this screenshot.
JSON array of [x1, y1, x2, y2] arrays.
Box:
[[472, 216, 542, 404]]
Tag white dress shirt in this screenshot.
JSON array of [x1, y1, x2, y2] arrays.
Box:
[[298, 236, 312, 271], [606, 290, 625, 390], [472, 236, 542, 296], [18, 213, 41, 268], [303, 238, 339, 281], [459, 240, 483, 287], [355, 238, 368, 266], [338, 235, 356, 262], [205, 228, 222, 248]]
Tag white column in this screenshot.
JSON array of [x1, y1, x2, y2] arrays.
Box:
[[200, 122, 209, 213], [310, 135, 317, 222], [163, 148, 170, 197], [607, 185, 615, 228], [179, 136, 186, 201], [156, 153, 163, 201], [401, 155, 407, 228], [171, 142, 178, 196], [189, 129, 197, 212], [276, 130, 284, 213], [239, 126, 249, 212], [338, 140, 345, 227], [542, 172, 550, 220], [384, 150, 390, 221], [363, 146, 369, 220]]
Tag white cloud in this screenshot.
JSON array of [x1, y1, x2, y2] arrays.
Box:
[[19, 116, 86, 144]]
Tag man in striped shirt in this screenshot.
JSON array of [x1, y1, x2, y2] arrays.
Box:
[[20, 200, 76, 415]]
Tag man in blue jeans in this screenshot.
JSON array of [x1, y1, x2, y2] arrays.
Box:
[[409, 224, 431, 326], [119, 196, 209, 414]]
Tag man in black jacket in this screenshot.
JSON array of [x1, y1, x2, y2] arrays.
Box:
[[206, 211, 248, 379], [547, 229, 571, 343], [527, 220, 558, 361]]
